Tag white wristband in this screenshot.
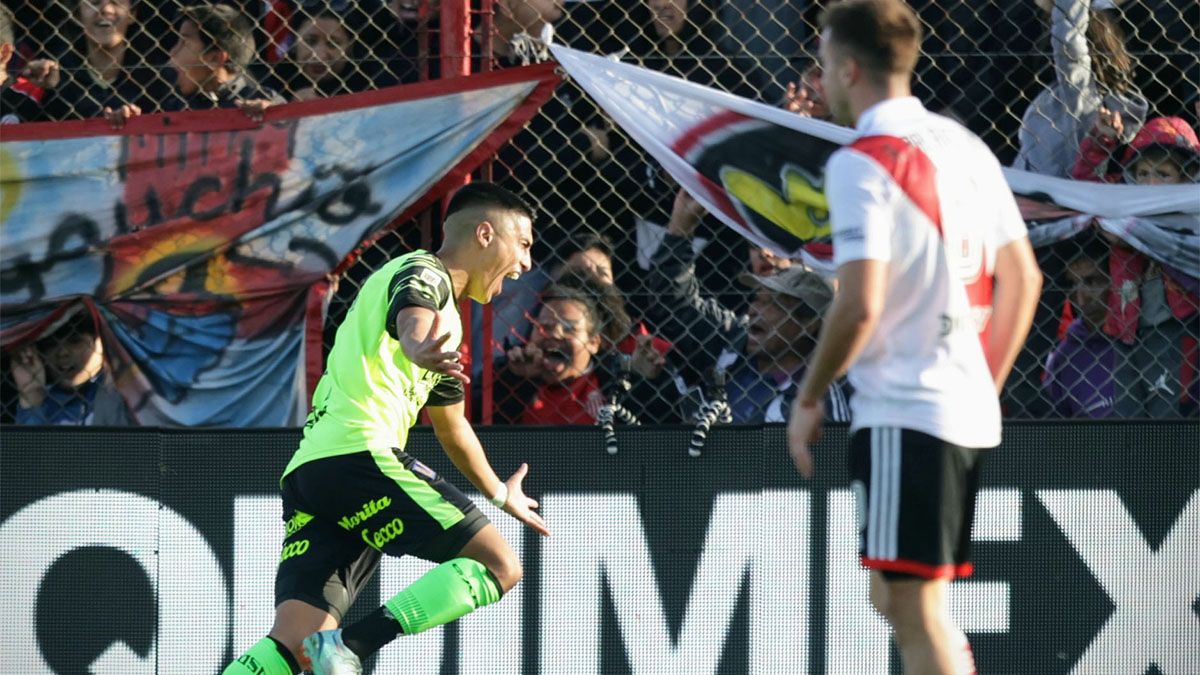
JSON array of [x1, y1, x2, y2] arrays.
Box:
[[490, 484, 509, 509]]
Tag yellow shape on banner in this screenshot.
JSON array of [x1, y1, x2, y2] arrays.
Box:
[[0, 146, 22, 226], [722, 165, 831, 242]]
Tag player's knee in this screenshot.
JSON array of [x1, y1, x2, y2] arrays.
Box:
[[268, 600, 337, 668], [264, 632, 308, 672], [488, 552, 523, 593]]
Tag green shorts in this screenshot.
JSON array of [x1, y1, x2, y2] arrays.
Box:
[[274, 448, 489, 620]]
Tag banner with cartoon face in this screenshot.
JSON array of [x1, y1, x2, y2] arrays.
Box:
[[551, 46, 1198, 277]]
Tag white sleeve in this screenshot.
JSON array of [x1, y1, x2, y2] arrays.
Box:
[[826, 149, 895, 265], [984, 154, 1029, 248]]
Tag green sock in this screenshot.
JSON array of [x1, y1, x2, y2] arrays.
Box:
[[384, 557, 504, 635], [221, 636, 300, 675]]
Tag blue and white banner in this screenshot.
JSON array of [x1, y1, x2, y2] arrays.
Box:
[[0, 64, 559, 427]]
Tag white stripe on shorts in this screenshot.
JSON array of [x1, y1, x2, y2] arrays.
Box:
[[868, 427, 902, 560], [885, 427, 901, 560], [869, 428, 882, 558]]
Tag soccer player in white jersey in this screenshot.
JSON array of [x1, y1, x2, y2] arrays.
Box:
[[786, 1, 1043, 673]]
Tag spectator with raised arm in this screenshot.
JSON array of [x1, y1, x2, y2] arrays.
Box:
[[104, 3, 282, 127], [784, 61, 831, 121], [645, 188, 851, 423], [602, 0, 765, 304], [1073, 113, 1200, 184], [1013, 0, 1146, 177], [488, 0, 563, 66]]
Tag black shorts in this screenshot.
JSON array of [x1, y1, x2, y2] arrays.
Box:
[[847, 427, 986, 581], [274, 449, 489, 620]]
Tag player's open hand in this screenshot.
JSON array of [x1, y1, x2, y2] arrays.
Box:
[[787, 397, 823, 478], [502, 463, 550, 536], [410, 312, 469, 384]]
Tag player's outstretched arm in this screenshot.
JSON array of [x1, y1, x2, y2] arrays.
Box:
[[396, 307, 470, 384], [426, 403, 551, 537], [988, 237, 1043, 393]]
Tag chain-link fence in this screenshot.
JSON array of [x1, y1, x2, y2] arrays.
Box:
[[1, 0, 1197, 427]]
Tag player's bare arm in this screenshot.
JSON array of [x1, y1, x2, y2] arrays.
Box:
[[788, 258, 887, 477], [798, 259, 887, 402], [426, 403, 551, 536], [396, 306, 469, 384], [987, 237, 1043, 392]]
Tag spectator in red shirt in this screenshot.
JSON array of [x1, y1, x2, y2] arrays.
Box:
[[495, 283, 606, 425], [0, 5, 46, 123]]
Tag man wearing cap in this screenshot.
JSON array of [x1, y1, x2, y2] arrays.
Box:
[[646, 188, 851, 423], [727, 266, 852, 422]]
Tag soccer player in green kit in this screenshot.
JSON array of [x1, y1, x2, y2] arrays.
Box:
[[223, 183, 550, 675]]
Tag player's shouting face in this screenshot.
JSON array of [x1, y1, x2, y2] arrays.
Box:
[[471, 211, 534, 304]]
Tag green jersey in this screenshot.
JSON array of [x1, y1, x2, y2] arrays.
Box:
[[284, 250, 464, 477]]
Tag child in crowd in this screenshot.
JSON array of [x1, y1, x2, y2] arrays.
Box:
[[105, 3, 281, 127], [271, 10, 370, 100], [10, 311, 132, 426], [494, 279, 616, 425], [1072, 114, 1200, 416], [32, 0, 169, 121], [1043, 240, 1118, 417]]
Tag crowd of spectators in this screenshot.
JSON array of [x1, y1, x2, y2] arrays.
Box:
[[0, 0, 1196, 427]]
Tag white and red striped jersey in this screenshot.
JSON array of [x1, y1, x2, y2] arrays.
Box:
[[826, 97, 1028, 449]]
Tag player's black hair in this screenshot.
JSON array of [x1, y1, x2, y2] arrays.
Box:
[[445, 182, 534, 223]]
